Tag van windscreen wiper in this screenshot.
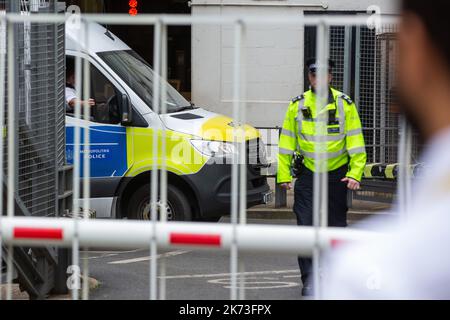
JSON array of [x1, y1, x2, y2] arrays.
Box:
[[175, 103, 197, 112]]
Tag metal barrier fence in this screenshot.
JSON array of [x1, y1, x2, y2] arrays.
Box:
[[1, 0, 69, 300], [0, 12, 409, 301]]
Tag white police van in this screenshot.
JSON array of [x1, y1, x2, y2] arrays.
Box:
[[65, 22, 272, 221]]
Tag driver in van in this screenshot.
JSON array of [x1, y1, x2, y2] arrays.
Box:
[[65, 58, 96, 113]]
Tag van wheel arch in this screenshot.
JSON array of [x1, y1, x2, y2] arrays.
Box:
[[116, 171, 200, 220]]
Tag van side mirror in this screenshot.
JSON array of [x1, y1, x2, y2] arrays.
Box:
[[119, 94, 133, 125]]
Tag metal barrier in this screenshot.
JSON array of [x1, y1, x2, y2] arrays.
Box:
[[0, 217, 379, 254], [0, 0, 70, 300], [0, 11, 409, 301], [255, 126, 287, 208]]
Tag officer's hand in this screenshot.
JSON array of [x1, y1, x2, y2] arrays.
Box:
[[341, 177, 360, 190], [280, 183, 292, 190]]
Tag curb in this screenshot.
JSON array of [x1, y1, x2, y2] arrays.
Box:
[[246, 208, 390, 221]]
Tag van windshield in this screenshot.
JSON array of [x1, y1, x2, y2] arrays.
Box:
[[98, 50, 192, 114]]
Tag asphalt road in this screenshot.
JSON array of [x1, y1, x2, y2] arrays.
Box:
[[86, 218, 305, 300]]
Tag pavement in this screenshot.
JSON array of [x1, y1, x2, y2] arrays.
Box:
[[247, 200, 391, 222], [247, 177, 392, 222]]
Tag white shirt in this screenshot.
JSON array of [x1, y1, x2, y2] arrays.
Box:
[[324, 127, 450, 299], [65, 86, 77, 105]]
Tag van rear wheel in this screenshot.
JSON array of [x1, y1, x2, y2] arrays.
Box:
[[127, 184, 192, 221]]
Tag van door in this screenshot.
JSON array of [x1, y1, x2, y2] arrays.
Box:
[[65, 53, 133, 180]]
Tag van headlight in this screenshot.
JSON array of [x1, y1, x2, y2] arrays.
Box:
[[190, 140, 237, 157]]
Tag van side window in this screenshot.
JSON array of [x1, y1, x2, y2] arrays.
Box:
[[65, 56, 122, 125], [90, 64, 121, 125]]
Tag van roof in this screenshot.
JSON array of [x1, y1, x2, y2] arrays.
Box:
[[66, 21, 130, 54]]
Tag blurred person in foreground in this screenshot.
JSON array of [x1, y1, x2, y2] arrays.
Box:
[[324, 0, 450, 299]]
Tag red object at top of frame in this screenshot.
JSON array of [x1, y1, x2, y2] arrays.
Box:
[[129, 0, 138, 8], [129, 0, 138, 16]]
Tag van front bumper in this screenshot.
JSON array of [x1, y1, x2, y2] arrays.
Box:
[[184, 162, 271, 220]]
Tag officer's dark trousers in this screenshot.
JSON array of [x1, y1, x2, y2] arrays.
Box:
[[293, 165, 348, 285]]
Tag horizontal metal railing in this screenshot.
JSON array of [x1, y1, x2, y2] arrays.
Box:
[[0, 217, 380, 254]]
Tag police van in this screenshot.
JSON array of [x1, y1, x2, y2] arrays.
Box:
[[65, 22, 272, 221]]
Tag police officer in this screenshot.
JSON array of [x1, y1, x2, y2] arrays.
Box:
[[277, 58, 367, 296]]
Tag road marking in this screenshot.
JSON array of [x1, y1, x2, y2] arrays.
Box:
[[86, 249, 144, 254], [208, 277, 300, 290], [82, 253, 119, 260], [82, 249, 145, 260], [108, 250, 190, 265], [159, 269, 299, 280], [283, 275, 302, 278]]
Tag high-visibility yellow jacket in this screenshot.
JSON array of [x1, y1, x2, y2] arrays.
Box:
[[277, 87, 367, 183]]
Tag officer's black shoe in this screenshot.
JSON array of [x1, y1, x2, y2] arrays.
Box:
[[301, 285, 314, 297]]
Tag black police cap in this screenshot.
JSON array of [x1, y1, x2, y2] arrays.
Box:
[[306, 58, 335, 73]]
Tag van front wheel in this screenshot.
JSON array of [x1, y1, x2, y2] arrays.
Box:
[[127, 184, 192, 221]]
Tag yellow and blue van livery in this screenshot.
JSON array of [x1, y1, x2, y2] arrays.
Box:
[[66, 124, 128, 177], [65, 22, 272, 221]]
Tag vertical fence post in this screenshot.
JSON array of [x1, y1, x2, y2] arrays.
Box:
[[158, 20, 168, 301], [0, 13, 6, 301], [275, 127, 287, 208], [53, 2, 70, 296], [71, 18, 84, 300], [6, 11, 18, 300], [150, 18, 162, 301], [237, 20, 247, 301], [313, 20, 329, 300], [372, 32, 378, 162], [81, 21, 91, 301], [354, 26, 361, 110], [230, 19, 244, 301], [379, 38, 387, 163], [343, 26, 352, 95]]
